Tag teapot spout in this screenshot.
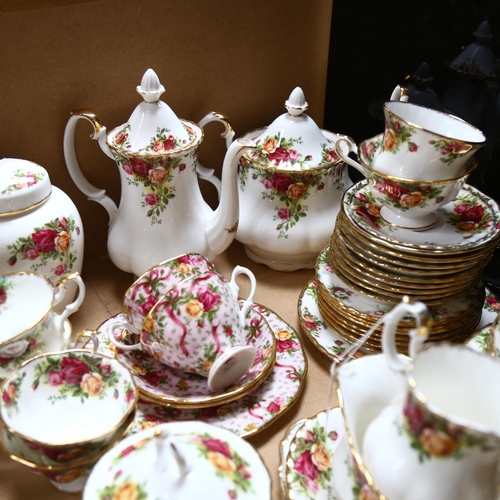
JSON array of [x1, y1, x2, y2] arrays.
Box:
[[205, 138, 256, 256]]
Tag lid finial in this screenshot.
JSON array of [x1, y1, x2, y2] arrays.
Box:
[[137, 68, 165, 103], [285, 87, 309, 116]]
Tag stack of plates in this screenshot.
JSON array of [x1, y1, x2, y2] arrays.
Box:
[[316, 181, 500, 354]]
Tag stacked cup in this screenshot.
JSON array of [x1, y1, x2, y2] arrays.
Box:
[[336, 100, 486, 230]]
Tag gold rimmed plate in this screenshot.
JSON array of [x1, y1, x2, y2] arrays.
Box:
[[114, 307, 276, 409]]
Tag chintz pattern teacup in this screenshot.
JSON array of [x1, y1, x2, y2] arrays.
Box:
[[0, 271, 85, 359], [375, 101, 485, 181], [111, 265, 257, 390], [120, 253, 217, 334]]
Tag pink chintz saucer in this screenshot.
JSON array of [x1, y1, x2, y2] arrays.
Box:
[[112, 307, 276, 408]]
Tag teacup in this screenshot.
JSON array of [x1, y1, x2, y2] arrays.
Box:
[[362, 164, 469, 230], [0, 349, 138, 468], [121, 252, 217, 334], [0, 271, 85, 359], [110, 265, 258, 390], [376, 101, 485, 181]]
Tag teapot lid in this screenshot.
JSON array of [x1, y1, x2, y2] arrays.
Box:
[[108, 69, 197, 153], [0, 159, 52, 216], [246, 87, 339, 169]]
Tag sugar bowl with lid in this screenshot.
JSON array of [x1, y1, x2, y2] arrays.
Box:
[[0, 158, 84, 311], [236, 87, 352, 270]]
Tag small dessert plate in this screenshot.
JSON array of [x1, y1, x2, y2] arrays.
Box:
[[0, 315, 72, 380], [279, 418, 307, 496], [285, 408, 345, 500], [344, 181, 500, 253], [299, 277, 498, 362], [90, 302, 307, 438], [83, 421, 272, 500], [113, 307, 276, 408]]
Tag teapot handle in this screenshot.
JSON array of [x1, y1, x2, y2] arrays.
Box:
[[382, 297, 431, 372], [63, 109, 119, 223], [196, 111, 235, 200]]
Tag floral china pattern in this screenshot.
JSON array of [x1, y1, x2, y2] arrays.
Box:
[[429, 139, 475, 165], [285, 409, 345, 500], [0, 169, 45, 196], [97, 476, 147, 500], [123, 253, 216, 328], [1, 371, 25, 418], [381, 115, 418, 154], [359, 138, 383, 168], [400, 392, 491, 462], [112, 126, 197, 225], [193, 433, 253, 497], [239, 157, 345, 239], [368, 174, 446, 212], [31, 353, 126, 404], [6, 216, 81, 280], [114, 308, 276, 407], [347, 456, 379, 500], [247, 134, 310, 169], [345, 182, 500, 250], [91, 304, 306, 438], [0, 276, 13, 313]]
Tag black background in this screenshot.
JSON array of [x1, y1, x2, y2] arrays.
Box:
[[324, 0, 500, 288]]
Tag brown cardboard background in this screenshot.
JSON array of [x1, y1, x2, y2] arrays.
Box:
[[0, 1, 335, 498], [0, 0, 333, 261]]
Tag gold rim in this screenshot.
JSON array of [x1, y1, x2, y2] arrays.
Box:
[[117, 311, 277, 409], [1, 349, 138, 447], [0, 192, 52, 218], [384, 101, 486, 144], [107, 119, 204, 159], [0, 410, 135, 472], [0, 272, 56, 348]]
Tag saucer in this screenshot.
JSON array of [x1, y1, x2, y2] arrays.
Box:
[[298, 278, 497, 362], [343, 181, 500, 254], [83, 421, 271, 500], [0, 315, 72, 379], [284, 408, 344, 500], [91, 302, 307, 438], [279, 418, 307, 496], [113, 307, 276, 408]]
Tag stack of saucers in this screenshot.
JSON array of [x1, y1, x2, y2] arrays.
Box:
[[313, 178, 500, 354]]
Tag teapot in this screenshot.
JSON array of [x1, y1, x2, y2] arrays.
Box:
[[235, 87, 353, 271], [63, 69, 254, 277]]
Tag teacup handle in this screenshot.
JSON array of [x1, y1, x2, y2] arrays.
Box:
[[107, 321, 142, 351], [53, 273, 86, 333], [73, 330, 99, 352], [334, 137, 366, 177], [228, 266, 257, 329], [382, 297, 431, 372]]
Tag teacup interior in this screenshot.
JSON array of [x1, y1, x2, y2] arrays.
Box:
[[385, 101, 485, 143], [2, 351, 135, 445], [412, 345, 500, 432]]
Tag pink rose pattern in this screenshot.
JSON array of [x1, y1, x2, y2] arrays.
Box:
[[94, 304, 305, 437], [0, 169, 45, 195], [115, 307, 275, 406], [400, 392, 491, 463], [112, 125, 196, 225], [124, 254, 217, 330], [429, 138, 478, 165], [6, 215, 80, 281], [239, 139, 346, 238], [288, 420, 334, 499], [380, 114, 418, 154]]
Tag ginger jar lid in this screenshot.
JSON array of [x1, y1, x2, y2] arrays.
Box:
[[0, 158, 52, 216], [107, 68, 198, 154], [245, 87, 340, 169]]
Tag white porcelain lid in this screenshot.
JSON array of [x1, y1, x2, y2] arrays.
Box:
[[0, 273, 54, 344], [109, 68, 195, 153], [0, 159, 52, 216], [245, 87, 339, 169], [83, 421, 271, 500]]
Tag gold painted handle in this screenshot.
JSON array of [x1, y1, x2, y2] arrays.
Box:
[[70, 109, 103, 139]]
